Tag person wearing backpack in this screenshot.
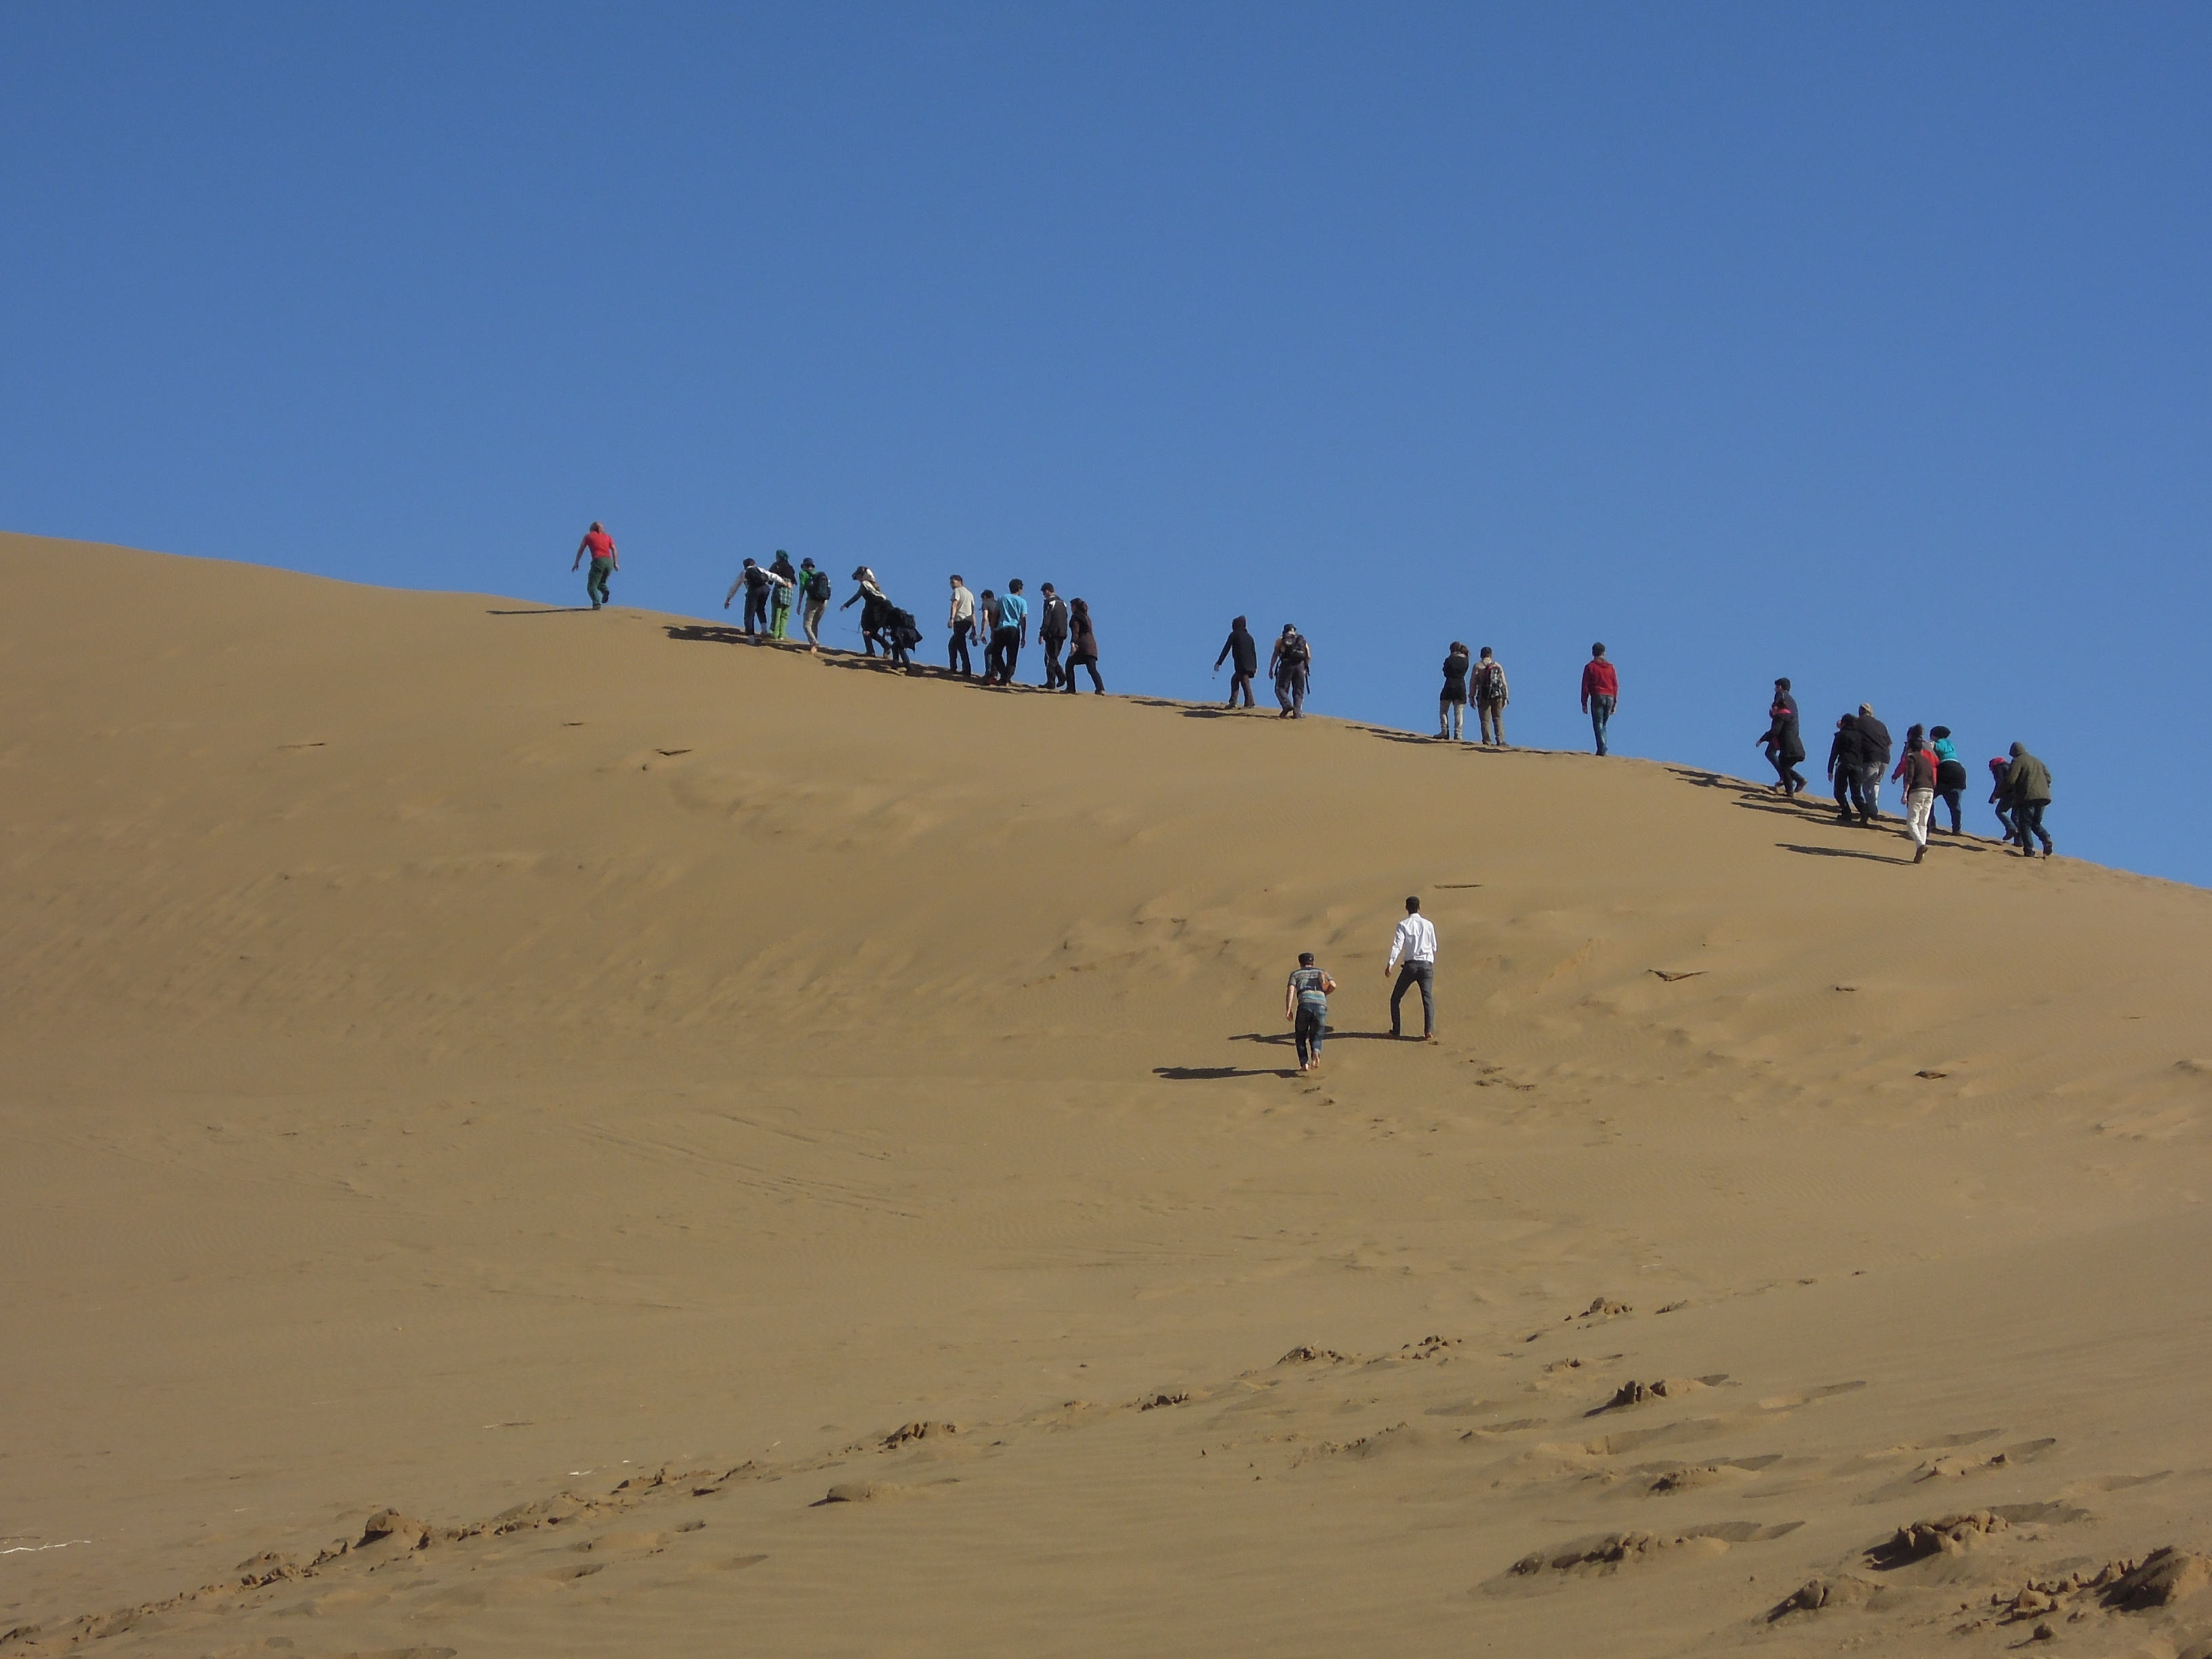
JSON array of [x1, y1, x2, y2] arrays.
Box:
[[1438, 642, 1471, 740], [797, 559, 831, 653], [1213, 616, 1258, 708], [724, 556, 792, 643], [1269, 624, 1311, 718], [1284, 951, 1337, 1073], [1036, 583, 1071, 689], [2002, 742, 2054, 857], [1064, 598, 1103, 692], [768, 550, 798, 640], [1757, 678, 1807, 794], [1475, 648, 1509, 746]]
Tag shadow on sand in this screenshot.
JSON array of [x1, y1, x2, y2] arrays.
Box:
[[1778, 842, 1912, 866], [489, 606, 596, 616]]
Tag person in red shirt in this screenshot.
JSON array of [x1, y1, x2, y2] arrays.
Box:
[[1579, 642, 1619, 755], [571, 522, 618, 610]]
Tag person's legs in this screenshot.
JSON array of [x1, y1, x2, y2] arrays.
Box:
[[586, 558, 612, 608], [743, 594, 769, 638], [1769, 751, 1793, 790], [1589, 695, 1614, 754], [802, 600, 825, 649], [1860, 764, 1883, 819], [949, 625, 970, 675], [1416, 962, 1434, 1035], [1000, 632, 1022, 683], [1275, 675, 1293, 715], [1390, 965, 1416, 1036], [1290, 669, 1307, 716], [1076, 656, 1103, 692], [1907, 787, 1933, 860], [1481, 700, 1505, 745], [771, 599, 791, 640], [2021, 800, 2052, 854], [1939, 789, 1963, 833], [1294, 1009, 1322, 1069], [1438, 698, 1452, 738], [1043, 638, 1064, 688], [1235, 674, 1254, 708], [1788, 762, 1808, 794]]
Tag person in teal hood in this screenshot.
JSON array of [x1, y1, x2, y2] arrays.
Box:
[[1929, 725, 1967, 834]]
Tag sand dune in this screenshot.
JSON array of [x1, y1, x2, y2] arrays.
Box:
[[3, 531, 2209, 1656]]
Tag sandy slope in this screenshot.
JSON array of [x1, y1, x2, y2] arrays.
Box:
[[3, 531, 2209, 1658]]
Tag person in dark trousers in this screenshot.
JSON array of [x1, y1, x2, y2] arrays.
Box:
[[1384, 896, 1438, 1040], [768, 550, 798, 640], [1827, 715, 1869, 821], [2003, 742, 2054, 857], [1580, 643, 1618, 754], [1758, 678, 1808, 794], [1285, 951, 1336, 1073], [1854, 704, 1893, 819], [1214, 616, 1258, 708], [985, 579, 1029, 686], [1439, 642, 1471, 740], [947, 575, 977, 676], [1987, 756, 2018, 843], [1474, 648, 1509, 746], [975, 590, 998, 676], [1929, 725, 1967, 834], [1063, 598, 1103, 692], [840, 567, 891, 655], [1036, 583, 1070, 688], [1896, 724, 1938, 863], [1269, 625, 1311, 718], [725, 557, 791, 641], [572, 522, 618, 609]]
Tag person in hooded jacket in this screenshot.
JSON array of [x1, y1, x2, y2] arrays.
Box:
[[1854, 704, 1893, 819], [1758, 678, 1808, 794], [2003, 742, 2054, 857], [1214, 617, 1258, 708], [1896, 723, 1939, 863], [768, 550, 798, 640], [1828, 714, 1869, 822], [1439, 643, 1471, 740]]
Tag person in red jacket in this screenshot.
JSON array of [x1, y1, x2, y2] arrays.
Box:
[[1580, 642, 1618, 755], [1894, 724, 1939, 863]]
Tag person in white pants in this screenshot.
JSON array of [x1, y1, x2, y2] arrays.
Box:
[[1896, 724, 1938, 865]]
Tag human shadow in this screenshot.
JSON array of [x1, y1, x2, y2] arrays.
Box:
[[1778, 842, 1912, 866], [489, 606, 595, 616], [1229, 1029, 1404, 1044], [1153, 1065, 1292, 1081]]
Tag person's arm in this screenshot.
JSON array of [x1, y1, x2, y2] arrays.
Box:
[[1214, 636, 1232, 670], [1383, 922, 1404, 977], [724, 575, 743, 607], [1285, 979, 1297, 1023], [1320, 972, 1336, 996], [1579, 664, 1590, 712], [609, 539, 619, 571], [840, 591, 861, 610], [573, 536, 589, 571]]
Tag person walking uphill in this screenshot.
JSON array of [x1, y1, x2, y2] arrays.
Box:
[[1580, 644, 1618, 754], [1270, 625, 1312, 718], [769, 550, 798, 640], [573, 523, 618, 610], [724, 557, 791, 641], [1036, 583, 1070, 689], [1215, 616, 1258, 708], [1930, 726, 1967, 835], [1063, 598, 1103, 692], [1439, 642, 1471, 740], [1828, 714, 1870, 822], [1896, 724, 1938, 863], [984, 579, 1029, 686], [1285, 951, 1336, 1073], [1855, 705, 1893, 820], [1475, 648, 1509, 746], [1758, 679, 1808, 794], [2003, 742, 2055, 857], [947, 575, 977, 676], [1384, 897, 1438, 1041], [840, 567, 891, 655], [797, 559, 831, 653]]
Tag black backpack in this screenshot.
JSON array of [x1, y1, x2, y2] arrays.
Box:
[[890, 608, 922, 647], [1041, 596, 1069, 639], [1280, 632, 1309, 668], [806, 570, 832, 602], [1479, 661, 1504, 701]]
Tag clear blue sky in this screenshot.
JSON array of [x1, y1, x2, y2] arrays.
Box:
[[5, 4, 2207, 882]]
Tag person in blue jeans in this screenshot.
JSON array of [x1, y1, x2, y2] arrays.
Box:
[[1284, 951, 1336, 1072], [1580, 643, 1618, 755]]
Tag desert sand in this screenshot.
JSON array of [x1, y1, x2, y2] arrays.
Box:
[[3, 529, 2209, 1658]]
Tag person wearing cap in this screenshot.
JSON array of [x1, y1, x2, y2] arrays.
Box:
[[2002, 742, 2055, 857], [571, 522, 617, 610], [1269, 624, 1311, 718], [1284, 951, 1336, 1073], [796, 558, 830, 652]]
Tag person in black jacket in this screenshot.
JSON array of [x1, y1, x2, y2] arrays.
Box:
[[1036, 583, 1071, 689], [1827, 714, 1869, 822], [1854, 704, 1893, 820], [1757, 678, 1808, 794], [1063, 598, 1103, 693], [1213, 616, 1258, 708]]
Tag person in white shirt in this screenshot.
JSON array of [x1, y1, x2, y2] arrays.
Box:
[[947, 575, 977, 677], [1383, 896, 1438, 1040]]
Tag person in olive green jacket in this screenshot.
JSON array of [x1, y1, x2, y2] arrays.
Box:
[[2002, 742, 2054, 857]]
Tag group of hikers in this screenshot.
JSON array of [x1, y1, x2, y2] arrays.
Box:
[[574, 526, 2056, 858], [1755, 678, 2055, 860]]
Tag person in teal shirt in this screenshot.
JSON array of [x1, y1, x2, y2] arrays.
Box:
[[1929, 724, 1968, 835]]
